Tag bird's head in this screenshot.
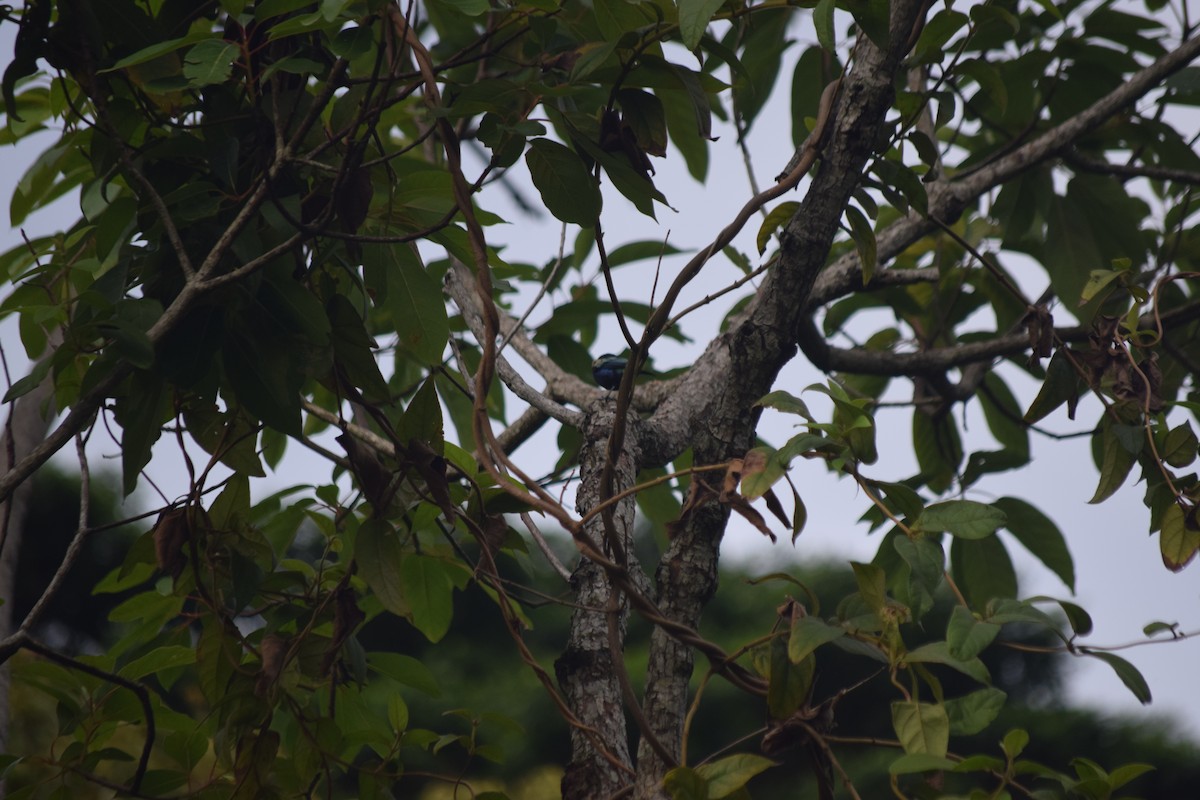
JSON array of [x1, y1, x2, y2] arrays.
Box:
[[592, 353, 625, 370]]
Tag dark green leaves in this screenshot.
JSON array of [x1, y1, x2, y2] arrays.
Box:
[[788, 616, 845, 663], [845, 205, 877, 283], [114, 369, 169, 495], [525, 139, 602, 225], [362, 243, 449, 366], [678, 0, 727, 51], [918, 500, 1006, 540], [1083, 651, 1152, 705], [994, 497, 1075, 591]]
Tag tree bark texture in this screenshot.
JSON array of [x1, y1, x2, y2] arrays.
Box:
[[0, 372, 58, 794], [558, 404, 641, 799], [628, 3, 930, 797]]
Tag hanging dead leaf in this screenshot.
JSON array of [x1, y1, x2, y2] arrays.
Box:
[[255, 633, 289, 697], [762, 487, 790, 529], [153, 505, 191, 579], [728, 494, 778, 543], [337, 432, 397, 514]]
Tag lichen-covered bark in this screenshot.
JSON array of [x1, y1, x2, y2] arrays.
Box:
[[631, 4, 929, 797], [557, 404, 640, 799]]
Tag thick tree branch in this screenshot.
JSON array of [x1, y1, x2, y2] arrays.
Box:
[[633, 3, 930, 796], [1065, 149, 1200, 186], [811, 34, 1200, 314]]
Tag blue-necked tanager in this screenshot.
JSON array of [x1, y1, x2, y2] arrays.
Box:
[[591, 354, 629, 390]]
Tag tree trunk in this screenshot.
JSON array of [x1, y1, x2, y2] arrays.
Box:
[[557, 404, 640, 799], [0, 371, 58, 795]]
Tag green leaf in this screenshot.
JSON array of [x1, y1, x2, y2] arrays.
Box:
[[1090, 419, 1138, 504], [1027, 596, 1092, 636], [327, 295, 390, 404], [355, 520, 410, 618], [593, 0, 656, 41], [1109, 763, 1155, 791], [952, 535, 1017, 610], [330, 25, 376, 59], [946, 606, 1000, 661], [401, 555, 455, 643], [100, 31, 214, 72], [1024, 349, 1082, 423], [114, 370, 168, 495], [906, 642, 991, 684], [525, 139, 601, 225], [913, 410, 962, 493], [1002, 728, 1029, 759], [813, 0, 836, 51], [756, 389, 813, 419], [871, 481, 926, 522], [1161, 421, 1198, 468], [678, 0, 727, 51], [222, 329, 302, 437], [845, 205, 877, 284], [756, 201, 800, 255], [1083, 651, 1151, 704], [957, 58, 1007, 113], [183, 40, 240, 87], [208, 473, 250, 531], [893, 535, 944, 594], [891, 701, 950, 757], [918, 500, 1007, 540], [363, 243, 449, 366], [370, 652, 441, 697], [945, 688, 1007, 735], [259, 265, 331, 346], [912, 10, 969, 64], [396, 374, 444, 447], [843, 0, 891, 49], [663, 766, 708, 800], [788, 616, 845, 664], [994, 496, 1075, 591], [119, 645, 197, 681], [740, 446, 785, 499], [979, 372, 1030, 457], [851, 561, 888, 614], [184, 405, 266, 478], [604, 239, 684, 268], [1079, 268, 1125, 305], [768, 635, 814, 719], [2, 356, 53, 403], [1159, 503, 1200, 571], [695, 753, 777, 798]]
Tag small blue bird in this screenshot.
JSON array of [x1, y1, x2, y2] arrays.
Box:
[[591, 354, 629, 390]]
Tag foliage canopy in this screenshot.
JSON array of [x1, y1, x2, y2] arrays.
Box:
[[3, 0, 1200, 797]]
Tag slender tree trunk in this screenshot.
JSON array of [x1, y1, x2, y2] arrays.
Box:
[[0, 372, 58, 795]]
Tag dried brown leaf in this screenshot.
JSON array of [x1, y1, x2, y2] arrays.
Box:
[[153, 506, 190, 579]]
